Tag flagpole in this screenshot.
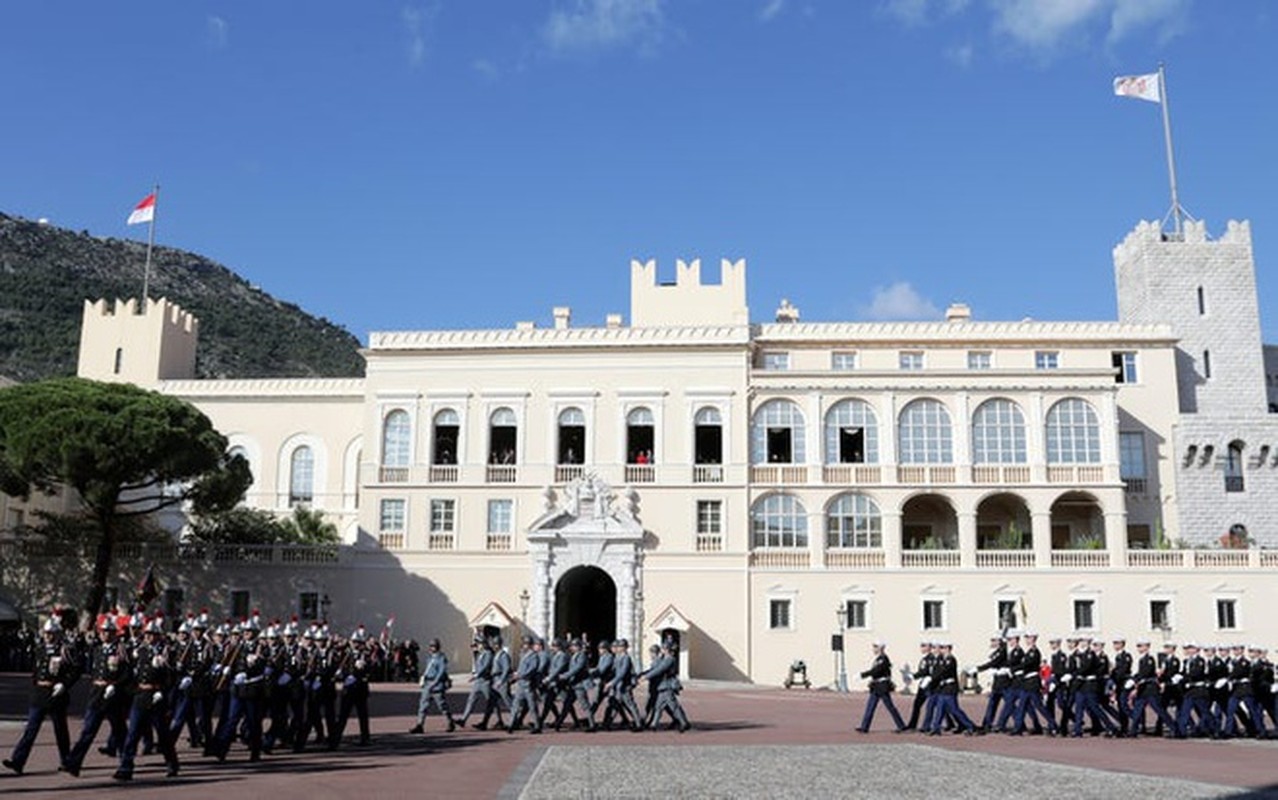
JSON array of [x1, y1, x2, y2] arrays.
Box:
[[141, 183, 160, 309], [1157, 63, 1183, 237]]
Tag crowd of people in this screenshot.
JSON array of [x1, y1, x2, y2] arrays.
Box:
[[856, 630, 1277, 740]]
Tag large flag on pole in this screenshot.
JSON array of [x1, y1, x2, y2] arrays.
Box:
[[127, 192, 157, 225], [1113, 73, 1161, 103]]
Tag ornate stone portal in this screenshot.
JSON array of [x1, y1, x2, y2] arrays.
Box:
[[526, 473, 644, 645]]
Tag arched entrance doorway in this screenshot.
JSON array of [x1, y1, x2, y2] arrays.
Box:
[[554, 565, 616, 643]]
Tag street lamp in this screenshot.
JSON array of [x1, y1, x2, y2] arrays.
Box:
[[518, 588, 530, 633], [834, 603, 849, 693]]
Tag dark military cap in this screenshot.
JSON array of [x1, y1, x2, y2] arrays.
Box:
[[597, 639, 611, 649]]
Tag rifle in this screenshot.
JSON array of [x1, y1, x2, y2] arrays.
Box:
[[213, 638, 243, 693]]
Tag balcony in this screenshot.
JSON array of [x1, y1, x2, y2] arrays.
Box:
[[692, 465, 724, 484], [751, 465, 808, 484], [822, 465, 882, 485], [1047, 465, 1105, 484], [1126, 550, 1187, 568], [972, 465, 1031, 484], [485, 533, 513, 552], [1193, 550, 1251, 568], [486, 465, 517, 483], [427, 533, 456, 551], [975, 550, 1036, 569], [695, 533, 724, 553], [901, 550, 960, 568], [824, 549, 885, 569], [377, 532, 406, 551], [748, 549, 810, 569], [896, 466, 956, 484], [624, 465, 655, 484], [1123, 477, 1148, 494], [378, 467, 409, 483], [555, 465, 585, 483], [1050, 550, 1110, 568], [429, 465, 459, 483]]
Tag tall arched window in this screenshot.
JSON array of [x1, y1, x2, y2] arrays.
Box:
[[626, 407, 655, 464], [971, 399, 1027, 464], [1045, 398, 1101, 464], [381, 409, 410, 467], [558, 407, 585, 464], [432, 409, 459, 465], [898, 399, 953, 464], [1225, 440, 1245, 492], [826, 493, 882, 548], [289, 445, 314, 506], [488, 407, 517, 464], [693, 406, 723, 465], [751, 494, 808, 548], [751, 399, 806, 464], [824, 399, 879, 464]]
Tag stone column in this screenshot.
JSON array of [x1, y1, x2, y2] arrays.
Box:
[[883, 511, 902, 568], [1032, 511, 1052, 569], [958, 511, 978, 568], [1105, 509, 1128, 567]]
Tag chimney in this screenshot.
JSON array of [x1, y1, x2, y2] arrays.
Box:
[[605, 313, 623, 329], [945, 303, 971, 323], [553, 306, 571, 330], [774, 298, 800, 324], [515, 320, 536, 331]]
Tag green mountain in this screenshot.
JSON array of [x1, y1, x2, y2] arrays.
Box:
[[0, 212, 364, 382]]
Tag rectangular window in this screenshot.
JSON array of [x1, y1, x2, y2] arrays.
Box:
[[761, 352, 790, 370], [1216, 599, 1237, 630], [1113, 351, 1138, 384], [1073, 599, 1095, 631], [922, 600, 945, 630], [997, 600, 1018, 630], [1035, 351, 1059, 370], [430, 499, 456, 532], [230, 589, 250, 620], [299, 591, 320, 622], [967, 351, 992, 370], [831, 351, 857, 370], [487, 499, 512, 533], [1149, 600, 1171, 631], [769, 599, 792, 630], [1119, 432, 1147, 479], [845, 599, 868, 630], [379, 498, 406, 531], [1197, 286, 1206, 315], [696, 500, 722, 534], [899, 351, 924, 371], [1203, 349, 1212, 380]]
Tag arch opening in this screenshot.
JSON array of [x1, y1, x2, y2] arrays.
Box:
[[554, 565, 616, 644]]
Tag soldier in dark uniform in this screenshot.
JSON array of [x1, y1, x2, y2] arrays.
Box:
[[993, 632, 1025, 733], [1110, 636, 1134, 734], [170, 611, 214, 750], [856, 641, 906, 733], [63, 613, 131, 776], [410, 637, 456, 733], [212, 618, 268, 762], [457, 635, 495, 728], [925, 642, 975, 735], [974, 634, 1009, 732], [330, 626, 373, 747], [479, 635, 511, 730], [1156, 641, 1181, 736], [267, 618, 305, 751], [507, 636, 543, 734], [1128, 639, 1175, 736], [1011, 631, 1054, 735], [1253, 646, 1277, 730], [1223, 644, 1266, 738], [1176, 642, 1213, 738], [295, 626, 332, 751], [1070, 637, 1117, 737], [903, 640, 934, 731], [1205, 645, 1228, 737], [1045, 636, 1067, 730], [114, 617, 179, 781], [4, 614, 78, 776]]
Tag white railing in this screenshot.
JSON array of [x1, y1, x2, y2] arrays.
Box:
[[1050, 550, 1110, 568], [555, 465, 585, 483], [975, 550, 1036, 568], [1193, 550, 1251, 569], [749, 549, 811, 569], [824, 550, 886, 569], [624, 465, 655, 483], [1126, 550, 1187, 568], [693, 465, 724, 483], [486, 465, 517, 483], [895, 466, 956, 484], [750, 465, 808, 484], [1123, 477, 1148, 494], [972, 465, 1031, 484], [695, 534, 724, 553], [378, 532, 406, 551], [379, 466, 409, 483], [822, 465, 882, 484], [486, 533, 513, 552], [429, 465, 459, 483], [901, 550, 961, 568], [1048, 465, 1105, 484], [427, 533, 456, 551]]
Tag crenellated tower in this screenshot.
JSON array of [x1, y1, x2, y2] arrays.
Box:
[[76, 297, 199, 386]]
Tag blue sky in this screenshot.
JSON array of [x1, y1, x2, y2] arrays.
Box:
[[2, 1, 1275, 342]]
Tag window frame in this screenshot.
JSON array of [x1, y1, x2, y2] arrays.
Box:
[[967, 351, 993, 370], [769, 598, 793, 630], [922, 599, 946, 631], [899, 351, 925, 371], [898, 399, 954, 465], [379, 498, 407, 532], [761, 351, 791, 371], [429, 498, 456, 533], [751, 494, 809, 549], [971, 398, 1028, 465], [1035, 351, 1060, 370], [486, 498, 513, 534]]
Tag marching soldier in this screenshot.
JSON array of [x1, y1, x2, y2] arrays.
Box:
[[1157, 641, 1182, 736], [602, 639, 644, 732], [114, 617, 179, 781], [557, 638, 595, 731], [211, 616, 268, 762], [507, 636, 543, 734], [1110, 636, 1134, 734], [856, 641, 905, 733], [1128, 639, 1176, 736], [4, 613, 78, 776], [479, 635, 511, 730], [903, 640, 934, 731], [330, 626, 373, 747], [645, 640, 690, 732], [993, 632, 1024, 732], [1223, 644, 1266, 739], [410, 638, 456, 733], [974, 634, 1008, 732], [1045, 636, 1067, 730], [456, 635, 495, 729], [1176, 642, 1213, 738], [589, 639, 614, 720], [170, 611, 214, 750], [63, 613, 131, 777], [1011, 631, 1055, 736], [537, 638, 571, 729], [924, 642, 976, 735]]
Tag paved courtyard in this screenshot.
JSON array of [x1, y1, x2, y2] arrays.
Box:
[[2, 679, 1276, 799]]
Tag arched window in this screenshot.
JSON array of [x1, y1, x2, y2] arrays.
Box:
[[824, 399, 879, 464], [381, 409, 410, 467], [1225, 440, 1245, 492], [488, 407, 517, 465], [289, 446, 314, 507], [558, 407, 585, 465], [432, 409, 459, 465], [1045, 398, 1101, 464], [694, 406, 723, 465], [626, 406, 655, 464], [751, 494, 808, 548], [971, 399, 1027, 464], [751, 399, 806, 464], [898, 399, 953, 464], [826, 493, 882, 548]]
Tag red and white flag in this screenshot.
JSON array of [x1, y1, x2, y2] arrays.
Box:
[[1113, 73, 1161, 103], [127, 193, 156, 225]]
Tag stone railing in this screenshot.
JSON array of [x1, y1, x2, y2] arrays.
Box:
[[822, 465, 882, 484], [427, 533, 456, 551], [750, 465, 808, 484], [428, 465, 459, 483], [1050, 550, 1110, 568], [975, 550, 1036, 568], [555, 465, 585, 483], [824, 549, 886, 569], [972, 465, 1031, 484], [624, 465, 655, 484], [692, 465, 724, 483], [377, 533, 406, 551], [486, 465, 517, 483], [895, 466, 956, 484], [485, 533, 513, 552], [0, 540, 347, 565], [695, 533, 724, 553], [901, 550, 961, 568], [748, 549, 811, 569], [378, 466, 409, 483], [1047, 465, 1105, 484]]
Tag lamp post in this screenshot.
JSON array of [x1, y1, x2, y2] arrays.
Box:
[[835, 603, 849, 693], [518, 588, 530, 634]]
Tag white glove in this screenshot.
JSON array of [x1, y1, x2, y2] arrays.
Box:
[[179, 676, 193, 691], [247, 654, 260, 667], [1123, 679, 1135, 691], [152, 654, 167, 668], [918, 677, 932, 690], [152, 691, 164, 705], [418, 674, 427, 688], [1214, 678, 1228, 689], [52, 682, 65, 697], [355, 659, 366, 671], [1171, 674, 1184, 685], [344, 675, 356, 688], [211, 664, 223, 675], [104, 685, 116, 700], [234, 672, 247, 686], [277, 673, 292, 687], [1061, 674, 1073, 684]]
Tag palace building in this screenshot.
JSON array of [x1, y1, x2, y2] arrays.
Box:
[[7, 217, 1277, 684]]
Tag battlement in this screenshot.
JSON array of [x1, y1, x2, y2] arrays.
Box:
[[84, 297, 199, 335], [1113, 219, 1251, 262], [629, 258, 749, 328], [77, 297, 199, 386]]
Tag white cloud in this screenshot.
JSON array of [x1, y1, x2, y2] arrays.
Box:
[[759, 0, 786, 22], [944, 41, 975, 66], [882, 0, 971, 26], [1107, 0, 1191, 44], [988, 0, 1106, 48], [402, 4, 439, 68], [543, 0, 665, 55], [859, 282, 943, 321], [206, 15, 228, 49]]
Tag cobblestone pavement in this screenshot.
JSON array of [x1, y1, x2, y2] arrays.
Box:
[[2, 678, 1277, 799]]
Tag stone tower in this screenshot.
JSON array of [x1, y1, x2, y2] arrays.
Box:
[[1114, 220, 1278, 545], [76, 297, 198, 387]]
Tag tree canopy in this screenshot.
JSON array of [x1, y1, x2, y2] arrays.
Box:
[[0, 377, 249, 615]]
